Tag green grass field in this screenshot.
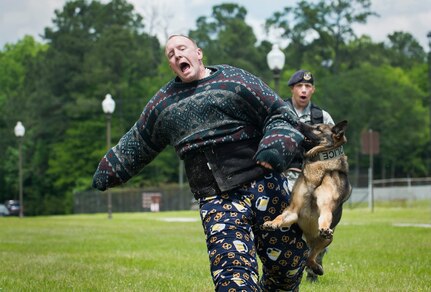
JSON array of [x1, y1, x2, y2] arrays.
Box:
[[1, 202, 430, 291]]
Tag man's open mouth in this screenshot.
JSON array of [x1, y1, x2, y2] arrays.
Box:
[[180, 62, 190, 73]]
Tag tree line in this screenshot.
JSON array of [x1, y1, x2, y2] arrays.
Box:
[[0, 0, 429, 215]]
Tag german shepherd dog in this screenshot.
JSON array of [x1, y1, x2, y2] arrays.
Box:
[[263, 120, 352, 276]]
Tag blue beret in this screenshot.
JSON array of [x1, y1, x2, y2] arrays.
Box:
[[287, 70, 314, 86]]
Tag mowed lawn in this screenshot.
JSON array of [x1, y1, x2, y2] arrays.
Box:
[[1, 202, 430, 291]]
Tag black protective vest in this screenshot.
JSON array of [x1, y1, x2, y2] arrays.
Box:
[[285, 98, 323, 169], [183, 139, 269, 199], [285, 98, 323, 124]]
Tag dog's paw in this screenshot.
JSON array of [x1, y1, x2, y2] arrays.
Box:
[[319, 228, 333, 239], [306, 268, 319, 283], [306, 260, 324, 276], [311, 264, 324, 276]]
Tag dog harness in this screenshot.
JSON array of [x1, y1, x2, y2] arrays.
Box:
[[307, 146, 345, 162]]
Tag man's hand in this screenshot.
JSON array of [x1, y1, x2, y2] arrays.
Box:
[[257, 161, 273, 170]]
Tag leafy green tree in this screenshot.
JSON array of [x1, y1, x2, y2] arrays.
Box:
[[0, 36, 46, 108], [386, 31, 427, 68], [0, 36, 46, 204], [189, 3, 268, 76], [317, 64, 429, 178], [266, 0, 377, 72], [1, 0, 163, 214], [344, 36, 390, 69], [42, 0, 161, 129], [46, 120, 104, 208]]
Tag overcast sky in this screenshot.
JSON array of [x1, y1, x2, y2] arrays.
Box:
[[1, 0, 430, 51]]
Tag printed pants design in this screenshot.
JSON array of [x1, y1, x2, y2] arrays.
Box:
[[199, 172, 309, 292]]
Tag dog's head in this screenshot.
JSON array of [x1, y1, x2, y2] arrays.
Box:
[[300, 120, 348, 158]]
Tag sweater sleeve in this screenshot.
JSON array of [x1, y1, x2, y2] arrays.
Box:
[[254, 105, 304, 172], [92, 91, 168, 191], [239, 71, 303, 172]]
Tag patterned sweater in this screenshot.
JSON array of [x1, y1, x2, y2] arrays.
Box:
[[93, 65, 304, 191]]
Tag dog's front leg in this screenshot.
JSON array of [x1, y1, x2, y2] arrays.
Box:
[[315, 179, 338, 239]]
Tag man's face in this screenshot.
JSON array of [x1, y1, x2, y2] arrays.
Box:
[[165, 36, 203, 83], [291, 82, 315, 108]]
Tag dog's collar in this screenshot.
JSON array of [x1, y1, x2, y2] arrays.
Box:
[[307, 146, 345, 162]]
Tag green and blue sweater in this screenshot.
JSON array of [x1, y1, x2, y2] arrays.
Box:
[[93, 65, 304, 191]]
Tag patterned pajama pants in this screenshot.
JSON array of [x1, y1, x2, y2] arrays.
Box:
[[198, 172, 309, 292]]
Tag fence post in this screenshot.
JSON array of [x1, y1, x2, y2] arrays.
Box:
[[368, 129, 374, 212]]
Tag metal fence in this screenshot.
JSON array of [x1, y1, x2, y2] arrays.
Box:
[[74, 187, 195, 214], [347, 177, 431, 208], [74, 177, 431, 214]]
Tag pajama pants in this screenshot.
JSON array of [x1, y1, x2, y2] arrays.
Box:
[[198, 172, 309, 292]]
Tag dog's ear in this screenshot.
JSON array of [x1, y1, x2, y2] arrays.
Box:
[[332, 120, 348, 138]]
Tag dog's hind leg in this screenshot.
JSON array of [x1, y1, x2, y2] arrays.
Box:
[[262, 210, 298, 230], [305, 236, 332, 275], [262, 180, 307, 230]]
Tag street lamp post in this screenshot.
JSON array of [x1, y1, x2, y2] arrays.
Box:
[[266, 44, 286, 94], [14, 121, 25, 218], [102, 93, 115, 220], [427, 32, 431, 173]]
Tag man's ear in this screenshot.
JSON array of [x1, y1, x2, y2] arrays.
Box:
[[197, 48, 203, 60], [310, 85, 316, 94]]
